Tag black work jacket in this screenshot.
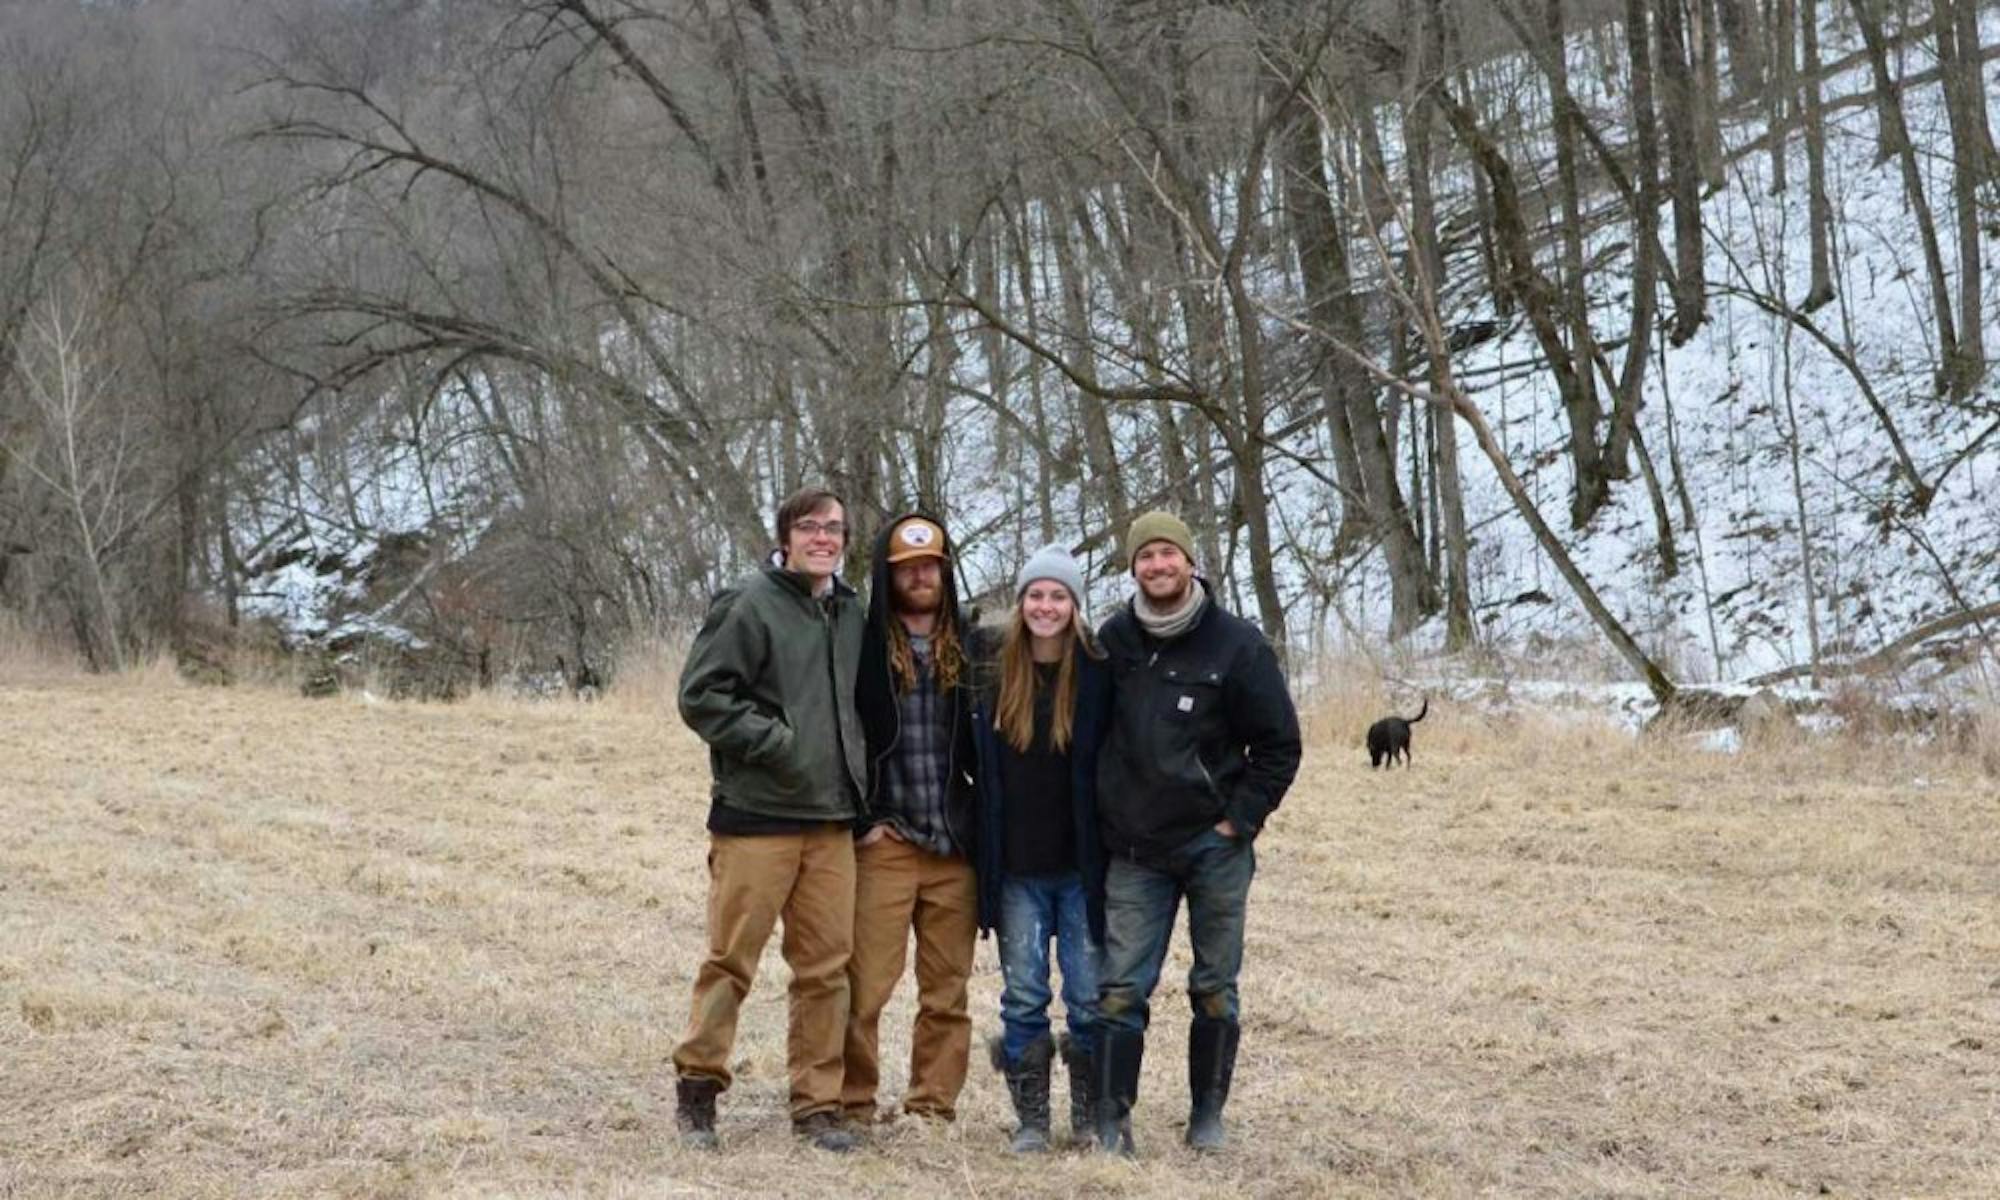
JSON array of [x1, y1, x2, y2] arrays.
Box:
[[1094, 588, 1302, 859]]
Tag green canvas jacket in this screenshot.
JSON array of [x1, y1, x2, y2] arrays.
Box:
[[677, 566, 867, 821]]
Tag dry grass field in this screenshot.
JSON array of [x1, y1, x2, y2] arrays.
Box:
[[4, 663, 1998, 1198]]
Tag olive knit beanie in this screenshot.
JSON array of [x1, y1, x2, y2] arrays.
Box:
[[1123, 510, 1196, 568]]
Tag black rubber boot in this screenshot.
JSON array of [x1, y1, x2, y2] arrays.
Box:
[[1056, 1032, 1104, 1152], [674, 1075, 721, 1151], [1092, 1027, 1143, 1157], [1184, 1017, 1240, 1152], [989, 1034, 1054, 1153], [1057, 1033, 1098, 1149]]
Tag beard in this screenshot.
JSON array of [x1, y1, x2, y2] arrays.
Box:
[[894, 582, 944, 617], [1140, 572, 1193, 607]]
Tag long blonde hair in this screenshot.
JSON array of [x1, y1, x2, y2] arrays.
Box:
[[995, 606, 1100, 754]]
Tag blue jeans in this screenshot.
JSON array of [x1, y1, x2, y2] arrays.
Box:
[[997, 872, 1103, 1064], [1098, 827, 1256, 1034]]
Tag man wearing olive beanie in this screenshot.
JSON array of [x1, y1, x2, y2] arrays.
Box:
[[1088, 510, 1301, 1157]]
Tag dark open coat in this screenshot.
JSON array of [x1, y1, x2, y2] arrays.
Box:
[[970, 649, 1112, 941]]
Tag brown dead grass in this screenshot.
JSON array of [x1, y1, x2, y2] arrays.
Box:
[[603, 634, 688, 716], [0, 608, 80, 680], [3, 670, 1998, 1198]]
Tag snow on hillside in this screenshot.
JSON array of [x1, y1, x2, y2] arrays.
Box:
[[235, 12, 1999, 700], [1364, 17, 1999, 685], [235, 410, 495, 649]]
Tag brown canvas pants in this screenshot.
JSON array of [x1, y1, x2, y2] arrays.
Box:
[[671, 826, 856, 1120], [840, 835, 979, 1119]]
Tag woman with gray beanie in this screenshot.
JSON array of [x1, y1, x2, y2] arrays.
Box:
[[970, 544, 1112, 1153]]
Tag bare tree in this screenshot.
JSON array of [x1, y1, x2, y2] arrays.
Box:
[[1849, 0, 1961, 395], [1657, 0, 1710, 345], [4, 285, 150, 669], [1798, 0, 1838, 310]]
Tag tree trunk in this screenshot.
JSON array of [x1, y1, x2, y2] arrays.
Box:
[[975, 221, 1016, 555], [1633, 424, 1680, 577], [1657, 0, 1710, 345], [1944, 0, 2000, 179], [1320, 108, 1438, 636], [1799, 0, 1837, 310], [1854, 0, 1908, 163], [1154, 401, 1194, 515], [1353, 86, 1400, 235], [1935, 0, 1987, 393], [1851, 0, 1960, 388], [1006, 198, 1059, 544], [1048, 203, 1130, 537], [1693, 0, 1729, 187], [1217, 102, 1293, 649], [1465, 72, 1511, 315], [1545, 0, 1607, 479], [1715, 0, 1768, 95], [1775, 319, 1823, 679], [1416, 0, 1474, 647], [1281, 110, 1371, 552], [1610, 0, 1663, 474], [1768, 0, 1795, 193]]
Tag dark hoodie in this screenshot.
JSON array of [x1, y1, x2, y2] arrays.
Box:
[[855, 512, 990, 857]]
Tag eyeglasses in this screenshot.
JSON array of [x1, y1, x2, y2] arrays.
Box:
[[792, 520, 847, 539]]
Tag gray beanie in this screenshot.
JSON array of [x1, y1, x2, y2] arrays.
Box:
[[1015, 544, 1087, 608]]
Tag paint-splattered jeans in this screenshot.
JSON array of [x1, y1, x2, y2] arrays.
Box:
[[997, 871, 1102, 1065], [1097, 827, 1256, 1033]]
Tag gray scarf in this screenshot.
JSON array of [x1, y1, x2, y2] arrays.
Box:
[[1134, 578, 1208, 641]]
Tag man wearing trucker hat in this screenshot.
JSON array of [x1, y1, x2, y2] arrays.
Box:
[[841, 513, 989, 1124]]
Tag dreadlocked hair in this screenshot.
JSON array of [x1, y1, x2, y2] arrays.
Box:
[[995, 607, 1101, 754], [888, 609, 964, 694]]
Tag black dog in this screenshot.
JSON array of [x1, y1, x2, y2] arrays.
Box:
[[1366, 698, 1428, 768]]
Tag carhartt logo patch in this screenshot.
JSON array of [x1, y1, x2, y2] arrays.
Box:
[[1177, 695, 1195, 712]]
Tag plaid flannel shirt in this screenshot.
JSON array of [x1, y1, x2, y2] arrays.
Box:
[[881, 633, 957, 856]]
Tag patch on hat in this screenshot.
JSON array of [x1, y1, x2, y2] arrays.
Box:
[[888, 517, 948, 562]]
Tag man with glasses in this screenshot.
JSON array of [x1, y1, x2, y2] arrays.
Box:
[[671, 487, 869, 1153]]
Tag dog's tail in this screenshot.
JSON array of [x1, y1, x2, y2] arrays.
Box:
[[1409, 697, 1428, 724]]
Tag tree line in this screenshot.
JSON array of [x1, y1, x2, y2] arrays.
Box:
[[2, 0, 1994, 700]]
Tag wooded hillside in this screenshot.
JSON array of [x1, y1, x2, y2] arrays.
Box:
[[2, 0, 1994, 696]]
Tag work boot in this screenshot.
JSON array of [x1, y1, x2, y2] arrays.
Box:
[[791, 1109, 860, 1153], [1184, 1017, 1240, 1152], [674, 1076, 721, 1151], [989, 1033, 1054, 1153], [1092, 1027, 1143, 1157], [1057, 1032, 1098, 1149]]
